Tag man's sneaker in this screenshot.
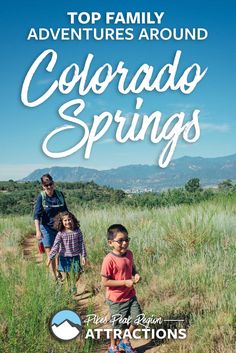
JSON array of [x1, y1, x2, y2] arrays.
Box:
[[119, 340, 137, 353], [108, 345, 120, 353]]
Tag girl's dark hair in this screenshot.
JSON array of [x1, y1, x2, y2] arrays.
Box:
[[41, 173, 53, 185], [107, 224, 128, 240], [53, 211, 80, 232]]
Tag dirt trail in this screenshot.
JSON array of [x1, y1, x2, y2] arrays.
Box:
[[22, 235, 164, 353]]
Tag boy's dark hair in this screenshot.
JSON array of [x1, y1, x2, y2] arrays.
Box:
[[41, 173, 53, 185], [53, 211, 80, 232], [107, 224, 128, 240]]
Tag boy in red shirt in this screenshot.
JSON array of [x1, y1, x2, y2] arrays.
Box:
[[101, 224, 141, 353]]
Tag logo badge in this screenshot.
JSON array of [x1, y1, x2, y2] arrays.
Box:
[[50, 309, 82, 341]]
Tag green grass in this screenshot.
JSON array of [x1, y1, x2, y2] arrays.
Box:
[[0, 195, 235, 352], [0, 253, 84, 353]]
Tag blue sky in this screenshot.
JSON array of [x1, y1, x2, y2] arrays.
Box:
[[51, 309, 81, 326], [1, 0, 236, 180]]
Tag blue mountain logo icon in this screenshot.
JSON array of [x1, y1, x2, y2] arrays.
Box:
[[50, 309, 82, 341]]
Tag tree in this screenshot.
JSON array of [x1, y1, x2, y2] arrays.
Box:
[[185, 178, 201, 193], [218, 179, 234, 190]]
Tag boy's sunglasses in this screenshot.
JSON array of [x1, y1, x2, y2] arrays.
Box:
[[43, 182, 54, 188], [113, 237, 130, 244]]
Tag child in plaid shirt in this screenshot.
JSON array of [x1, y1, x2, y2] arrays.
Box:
[[47, 211, 87, 294]]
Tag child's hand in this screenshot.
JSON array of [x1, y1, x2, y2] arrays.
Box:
[[36, 231, 42, 240], [47, 259, 51, 267], [134, 273, 141, 284], [81, 257, 86, 266], [124, 279, 134, 288]]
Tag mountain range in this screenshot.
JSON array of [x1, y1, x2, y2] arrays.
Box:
[[22, 154, 236, 191], [51, 319, 81, 340]]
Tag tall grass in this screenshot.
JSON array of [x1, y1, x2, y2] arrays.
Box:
[[0, 219, 85, 353], [0, 195, 235, 352], [75, 199, 236, 352]]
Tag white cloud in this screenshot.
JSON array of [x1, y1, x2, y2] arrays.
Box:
[[37, 79, 52, 85], [0, 163, 77, 181], [201, 123, 230, 132], [0, 164, 43, 180], [95, 98, 107, 107], [98, 138, 114, 144], [122, 112, 148, 119]]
